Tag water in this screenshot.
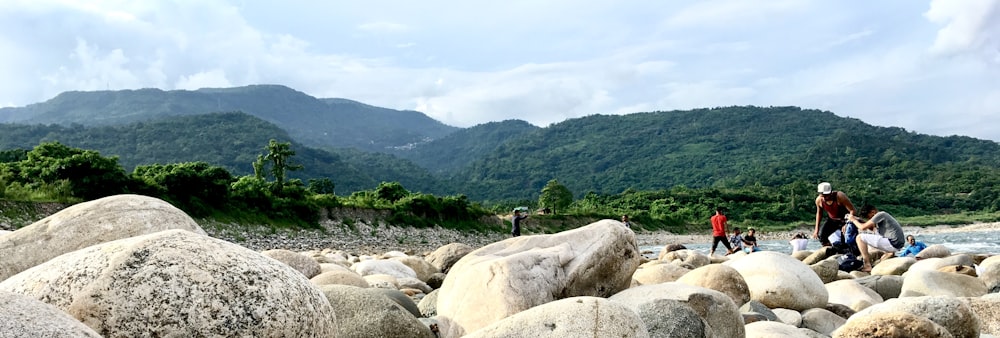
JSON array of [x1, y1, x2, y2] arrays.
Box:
[[642, 230, 1000, 258]]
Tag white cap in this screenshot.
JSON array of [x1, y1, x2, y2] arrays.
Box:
[[817, 182, 832, 194]]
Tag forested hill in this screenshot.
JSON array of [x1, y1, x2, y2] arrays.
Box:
[[451, 106, 1000, 202], [0, 85, 458, 152], [389, 120, 540, 175], [0, 112, 448, 194]]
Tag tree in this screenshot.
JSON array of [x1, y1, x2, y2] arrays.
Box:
[[307, 178, 336, 195], [539, 179, 573, 214], [376, 181, 410, 203], [264, 139, 302, 188]]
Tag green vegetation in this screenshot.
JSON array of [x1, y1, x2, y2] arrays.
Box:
[[4, 96, 1000, 235], [0, 141, 493, 232]]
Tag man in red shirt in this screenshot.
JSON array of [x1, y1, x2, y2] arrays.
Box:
[[709, 207, 734, 256]]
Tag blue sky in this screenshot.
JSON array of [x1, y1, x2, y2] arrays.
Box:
[[1, 1, 998, 140]]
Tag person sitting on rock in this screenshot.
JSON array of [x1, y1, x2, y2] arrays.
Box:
[[899, 234, 928, 257], [729, 227, 744, 253], [847, 204, 905, 272], [742, 228, 760, 253]]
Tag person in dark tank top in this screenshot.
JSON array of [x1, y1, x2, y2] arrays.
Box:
[[814, 182, 856, 247]]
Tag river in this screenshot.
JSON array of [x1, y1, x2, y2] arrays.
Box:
[[642, 229, 1000, 257]]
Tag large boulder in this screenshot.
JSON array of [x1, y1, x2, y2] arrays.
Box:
[[978, 255, 1000, 293], [826, 279, 884, 312], [425, 243, 474, 273], [851, 295, 979, 338], [724, 251, 829, 311], [900, 269, 987, 298], [436, 220, 640, 337], [0, 290, 102, 337], [261, 249, 322, 278], [464, 297, 649, 338], [961, 293, 1000, 336], [677, 263, 751, 307], [320, 285, 434, 338], [834, 311, 953, 337], [632, 261, 690, 285], [0, 194, 205, 281], [915, 244, 951, 259], [0, 230, 337, 337], [610, 282, 744, 338]]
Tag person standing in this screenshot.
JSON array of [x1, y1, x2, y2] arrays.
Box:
[[511, 209, 528, 237], [709, 208, 734, 256], [814, 182, 856, 247], [848, 204, 905, 272], [621, 215, 632, 229]]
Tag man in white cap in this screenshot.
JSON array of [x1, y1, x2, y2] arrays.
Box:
[[814, 182, 856, 247]]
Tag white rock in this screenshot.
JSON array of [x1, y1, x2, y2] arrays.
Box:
[[436, 220, 640, 337], [724, 251, 829, 311], [463, 297, 649, 338], [900, 269, 987, 298], [0, 194, 205, 281], [352, 259, 418, 279], [0, 290, 101, 337], [826, 279, 884, 312], [0, 230, 337, 337]]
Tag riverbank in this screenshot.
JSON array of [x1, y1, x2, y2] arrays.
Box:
[[206, 218, 1000, 256]]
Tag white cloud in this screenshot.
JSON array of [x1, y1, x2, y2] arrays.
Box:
[[175, 69, 232, 90], [0, 0, 997, 141], [925, 0, 1000, 63]]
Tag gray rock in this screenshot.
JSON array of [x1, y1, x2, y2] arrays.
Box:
[[320, 285, 435, 338], [262, 249, 322, 278], [740, 300, 778, 321], [418, 289, 439, 317], [424, 243, 474, 273], [635, 298, 706, 337], [854, 274, 904, 300], [611, 282, 744, 338], [371, 288, 422, 318], [801, 308, 846, 336]]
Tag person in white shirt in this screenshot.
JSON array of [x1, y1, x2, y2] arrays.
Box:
[[789, 233, 808, 252]]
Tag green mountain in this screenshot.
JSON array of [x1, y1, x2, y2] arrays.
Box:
[[390, 120, 540, 175], [0, 112, 446, 194], [0, 85, 459, 152], [451, 106, 1000, 201]]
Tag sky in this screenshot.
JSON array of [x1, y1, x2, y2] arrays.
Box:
[[1, 1, 998, 140]]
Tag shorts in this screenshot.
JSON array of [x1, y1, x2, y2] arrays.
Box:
[[857, 234, 899, 252]]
